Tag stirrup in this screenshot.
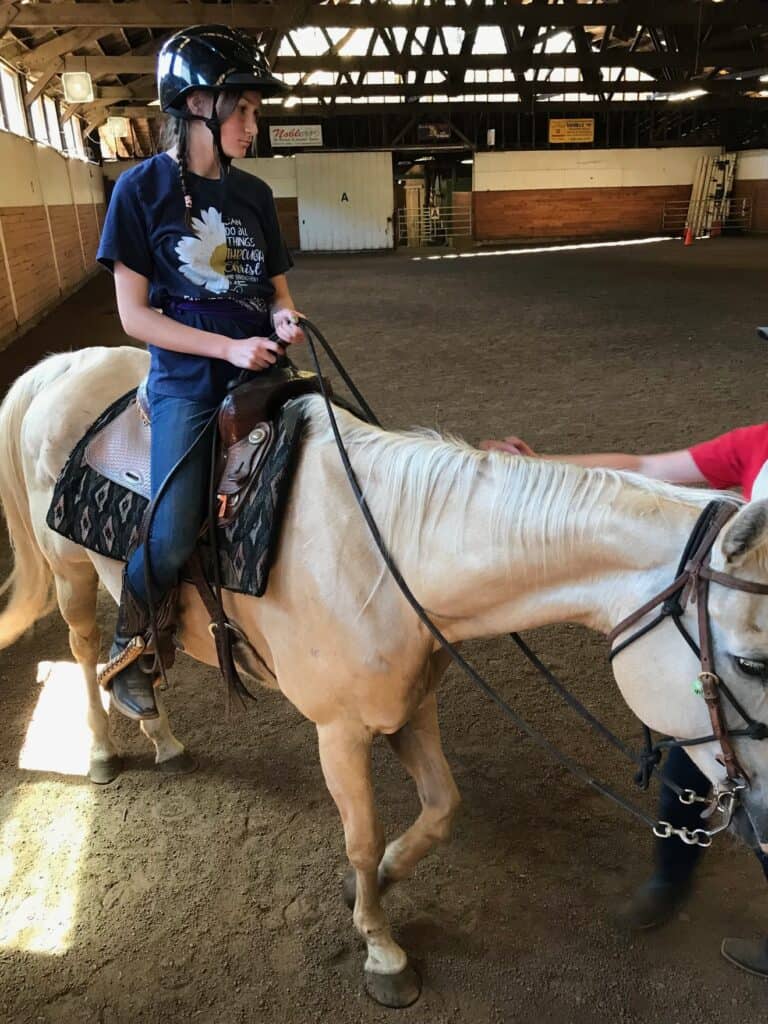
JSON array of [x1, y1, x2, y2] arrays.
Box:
[[97, 635, 147, 690]]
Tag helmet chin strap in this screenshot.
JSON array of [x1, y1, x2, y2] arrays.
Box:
[[201, 114, 232, 173], [177, 105, 232, 174]]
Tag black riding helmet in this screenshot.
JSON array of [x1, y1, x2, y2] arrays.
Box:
[[157, 24, 288, 168]]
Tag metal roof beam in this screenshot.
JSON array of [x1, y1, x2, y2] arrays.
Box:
[[63, 50, 768, 78], [109, 95, 768, 120], [99, 78, 756, 102], [13, 2, 768, 31]]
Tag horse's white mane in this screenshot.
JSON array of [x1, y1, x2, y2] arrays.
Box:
[[300, 396, 742, 572]]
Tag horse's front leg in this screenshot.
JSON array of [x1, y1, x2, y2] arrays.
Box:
[[317, 719, 421, 1008], [343, 688, 460, 904]]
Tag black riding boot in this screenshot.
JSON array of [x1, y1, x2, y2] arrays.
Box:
[[98, 574, 177, 721]]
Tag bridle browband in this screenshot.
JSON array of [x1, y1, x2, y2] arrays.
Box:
[[609, 499, 768, 786]]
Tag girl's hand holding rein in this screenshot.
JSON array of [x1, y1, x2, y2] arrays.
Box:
[[272, 307, 306, 345], [227, 335, 285, 370]]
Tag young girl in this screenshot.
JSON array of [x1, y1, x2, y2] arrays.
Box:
[[96, 24, 304, 720]]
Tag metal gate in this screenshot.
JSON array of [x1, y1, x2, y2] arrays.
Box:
[[662, 197, 752, 235], [396, 204, 472, 247]]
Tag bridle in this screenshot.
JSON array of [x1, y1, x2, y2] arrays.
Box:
[[609, 500, 768, 790]]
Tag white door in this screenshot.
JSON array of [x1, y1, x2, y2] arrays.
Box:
[[296, 152, 393, 251]]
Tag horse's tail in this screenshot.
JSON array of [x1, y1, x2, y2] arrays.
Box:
[[0, 352, 75, 648]]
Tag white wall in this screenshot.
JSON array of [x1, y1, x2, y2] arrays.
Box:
[[36, 145, 76, 205], [0, 132, 103, 208], [0, 132, 44, 206], [233, 156, 297, 197], [736, 150, 768, 181], [474, 146, 721, 192], [66, 157, 103, 204], [296, 152, 393, 251]]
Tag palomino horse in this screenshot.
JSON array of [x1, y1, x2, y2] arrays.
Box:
[[3, 345, 768, 1006]]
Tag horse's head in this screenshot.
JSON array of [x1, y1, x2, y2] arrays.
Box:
[[708, 500, 768, 849]]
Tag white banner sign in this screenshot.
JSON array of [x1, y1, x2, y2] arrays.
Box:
[[269, 124, 323, 148]]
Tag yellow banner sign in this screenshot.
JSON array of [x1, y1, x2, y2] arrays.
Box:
[[548, 118, 595, 144]]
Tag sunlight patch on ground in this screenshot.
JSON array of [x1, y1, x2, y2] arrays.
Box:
[[411, 236, 676, 261], [0, 661, 102, 953], [0, 781, 94, 954], [19, 661, 107, 777]]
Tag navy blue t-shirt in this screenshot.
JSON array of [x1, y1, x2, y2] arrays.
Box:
[[97, 152, 293, 400]]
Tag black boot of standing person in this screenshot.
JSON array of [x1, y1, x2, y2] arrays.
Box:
[[622, 746, 704, 929], [622, 746, 768, 976]]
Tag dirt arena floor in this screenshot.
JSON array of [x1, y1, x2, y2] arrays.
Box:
[[2, 236, 768, 1024]]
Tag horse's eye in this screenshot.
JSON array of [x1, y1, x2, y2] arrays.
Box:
[[735, 656, 768, 678]]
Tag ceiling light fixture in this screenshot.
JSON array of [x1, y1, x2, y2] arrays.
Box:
[[106, 116, 129, 137], [62, 71, 94, 104]]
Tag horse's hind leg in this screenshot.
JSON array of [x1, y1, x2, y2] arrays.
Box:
[[380, 689, 460, 888], [53, 562, 121, 784], [317, 718, 421, 1008]]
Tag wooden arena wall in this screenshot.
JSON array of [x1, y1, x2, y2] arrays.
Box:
[[471, 147, 721, 241], [0, 133, 105, 348]]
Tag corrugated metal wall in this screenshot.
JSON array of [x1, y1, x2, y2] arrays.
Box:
[[296, 152, 393, 251]]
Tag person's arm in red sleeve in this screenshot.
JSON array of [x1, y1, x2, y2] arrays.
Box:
[[479, 438, 708, 485], [688, 427, 754, 491]]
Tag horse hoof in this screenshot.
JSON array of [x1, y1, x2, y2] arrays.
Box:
[[89, 755, 122, 785], [157, 752, 197, 775], [364, 964, 421, 1008]]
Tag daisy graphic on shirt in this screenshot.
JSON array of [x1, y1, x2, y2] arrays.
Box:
[[175, 206, 229, 294]]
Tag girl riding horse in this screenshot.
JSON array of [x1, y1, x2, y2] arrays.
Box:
[[96, 24, 305, 720]]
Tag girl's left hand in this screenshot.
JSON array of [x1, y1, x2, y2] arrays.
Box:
[[272, 308, 306, 345]]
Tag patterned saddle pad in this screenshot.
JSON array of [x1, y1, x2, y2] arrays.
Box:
[[46, 388, 306, 597]]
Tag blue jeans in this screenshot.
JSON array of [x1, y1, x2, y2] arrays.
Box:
[[655, 746, 768, 884], [126, 390, 218, 604]]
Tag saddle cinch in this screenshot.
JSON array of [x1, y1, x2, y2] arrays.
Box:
[[85, 366, 328, 525]]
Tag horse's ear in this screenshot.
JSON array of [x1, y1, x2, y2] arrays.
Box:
[[722, 501, 768, 565]]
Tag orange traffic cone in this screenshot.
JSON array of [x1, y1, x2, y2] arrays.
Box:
[[683, 226, 694, 246]]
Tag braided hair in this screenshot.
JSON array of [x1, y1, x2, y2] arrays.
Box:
[[160, 90, 245, 227], [176, 119, 193, 227], [160, 113, 192, 226]]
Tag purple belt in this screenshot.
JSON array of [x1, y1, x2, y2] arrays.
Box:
[[164, 298, 269, 323]]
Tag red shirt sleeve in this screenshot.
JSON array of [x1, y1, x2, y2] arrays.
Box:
[[689, 424, 768, 497]]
